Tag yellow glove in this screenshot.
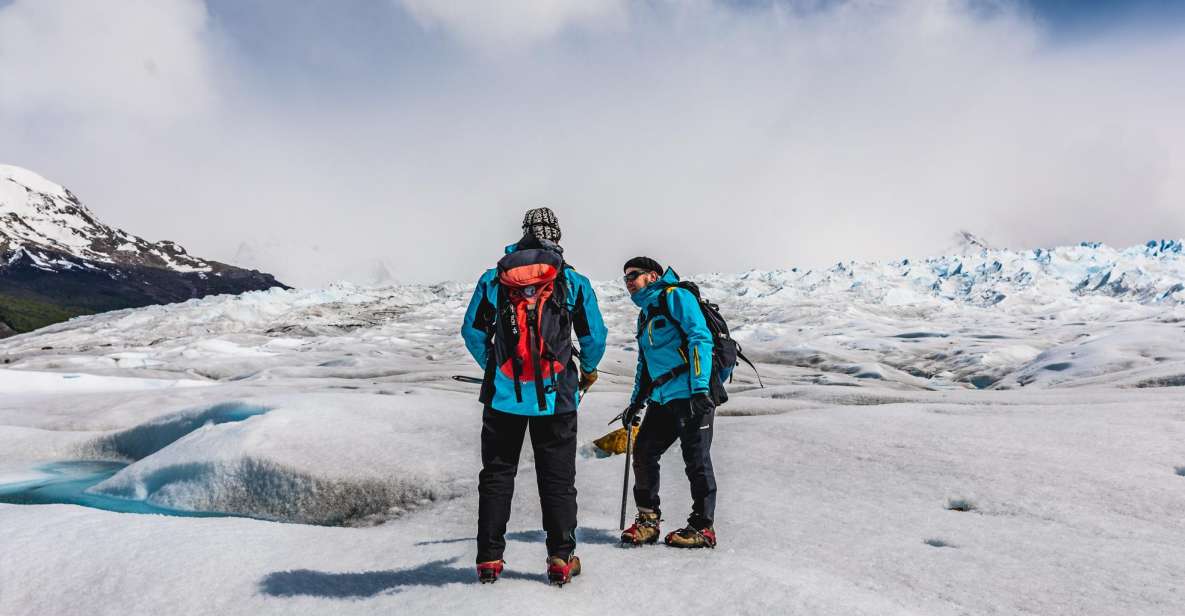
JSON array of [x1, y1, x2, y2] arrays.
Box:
[[579, 369, 598, 393], [592, 425, 640, 456]]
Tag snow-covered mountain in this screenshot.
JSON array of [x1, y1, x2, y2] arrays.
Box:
[[944, 230, 996, 255], [1, 164, 221, 272], [230, 239, 400, 288], [0, 165, 287, 336]]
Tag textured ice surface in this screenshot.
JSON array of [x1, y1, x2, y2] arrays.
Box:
[[2, 241, 1185, 615]]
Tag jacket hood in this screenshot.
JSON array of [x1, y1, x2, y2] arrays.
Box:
[[505, 234, 563, 255]]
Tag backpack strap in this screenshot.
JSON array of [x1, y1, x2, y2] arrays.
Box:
[[736, 348, 763, 388], [657, 287, 692, 380], [638, 286, 687, 342], [526, 302, 547, 411], [627, 362, 688, 410], [655, 286, 687, 343], [496, 286, 525, 404], [647, 285, 696, 394]]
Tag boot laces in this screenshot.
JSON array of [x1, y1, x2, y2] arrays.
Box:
[[634, 511, 661, 528]]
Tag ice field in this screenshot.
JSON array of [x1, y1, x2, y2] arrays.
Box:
[[2, 241, 1184, 615]]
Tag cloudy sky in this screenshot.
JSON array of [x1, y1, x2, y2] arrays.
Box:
[[1, 0, 1183, 287]]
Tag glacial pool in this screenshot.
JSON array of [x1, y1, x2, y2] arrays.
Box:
[[0, 461, 233, 517]]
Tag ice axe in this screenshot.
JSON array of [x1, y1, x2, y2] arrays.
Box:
[[620, 420, 636, 529], [614, 405, 642, 530], [609, 369, 686, 529]]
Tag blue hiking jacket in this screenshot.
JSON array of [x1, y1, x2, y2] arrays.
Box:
[[461, 242, 607, 416], [630, 268, 714, 405]]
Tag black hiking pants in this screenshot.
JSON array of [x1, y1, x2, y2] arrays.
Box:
[[632, 397, 716, 528], [476, 406, 578, 563]]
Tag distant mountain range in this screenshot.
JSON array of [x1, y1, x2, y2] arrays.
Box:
[[0, 165, 287, 337], [230, 239, 399, 289]]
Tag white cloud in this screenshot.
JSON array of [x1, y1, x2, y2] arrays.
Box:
[[0, 0, 217, 119], [395, 0, 628, 50], [1, 0, 1183, 286]]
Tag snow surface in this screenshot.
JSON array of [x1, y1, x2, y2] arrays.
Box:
[[0, 164, 69, 199], [2, 241, 1185, 615], [0, 369, 214, 394]]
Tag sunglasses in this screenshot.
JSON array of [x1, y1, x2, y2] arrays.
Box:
[[623, 271, 651, 284]]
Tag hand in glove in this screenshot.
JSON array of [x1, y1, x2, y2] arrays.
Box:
[[621, 401, 645, 428], [579, 369, 598, 393]]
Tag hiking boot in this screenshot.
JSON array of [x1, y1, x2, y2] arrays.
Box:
[[547, 554, 581, 586], [664, 525, 717, 548], [620, 509, 662, 545], [476, 560, 504, 584]]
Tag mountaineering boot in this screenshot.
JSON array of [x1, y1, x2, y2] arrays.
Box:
[[547, 554, 581, 586], [620, 509, 661, 545], [477, 560, 504, 584], [664, 524, 717, 549]]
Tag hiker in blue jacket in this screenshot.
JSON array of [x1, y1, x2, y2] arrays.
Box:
[[460, 207, 607, 585], [619, 256, 719, 549]]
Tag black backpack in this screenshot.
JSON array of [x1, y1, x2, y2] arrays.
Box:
[[479, 247, 574, 411], [643, 281, 762, 405]]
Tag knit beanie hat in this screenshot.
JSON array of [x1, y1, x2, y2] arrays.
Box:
[[522, 207, 561, 243], [623, 256, 663, 275]]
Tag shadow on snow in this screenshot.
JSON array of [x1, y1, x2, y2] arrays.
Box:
[[261, 528, 620, 598], [259, 558, 537, 598]]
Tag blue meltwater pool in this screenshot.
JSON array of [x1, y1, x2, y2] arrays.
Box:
[[0, 461, 231, 517]]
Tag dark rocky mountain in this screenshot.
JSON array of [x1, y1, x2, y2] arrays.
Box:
[[0, 164, 287, 336]]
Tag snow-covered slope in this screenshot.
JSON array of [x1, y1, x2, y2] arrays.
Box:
[[0, 165, 214, 273], [0, 164, 287, 336]]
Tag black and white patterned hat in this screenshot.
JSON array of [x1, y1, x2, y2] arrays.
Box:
[[522, 207, 561, 243]]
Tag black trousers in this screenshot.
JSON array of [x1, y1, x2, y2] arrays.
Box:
[[476, 406, 578, 563], [632, 397, 717, 527]]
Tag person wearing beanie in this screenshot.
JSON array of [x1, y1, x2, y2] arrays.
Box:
[[460, 207, 607, 585], [522, 207, 562, 243], [619, 256, 719, 549]]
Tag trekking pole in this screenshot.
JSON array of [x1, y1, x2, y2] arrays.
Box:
[[619, 417, 634, 530]]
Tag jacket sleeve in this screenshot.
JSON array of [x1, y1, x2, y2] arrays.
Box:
[[667, 287, 713, 394], [630, 344, 646, 405], [461, 271, 496, 368], [568, 271, 608, 374]]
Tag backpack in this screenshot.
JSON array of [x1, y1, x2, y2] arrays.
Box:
[[483, 247, 574, 411], [642, 281, 762, 405]]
